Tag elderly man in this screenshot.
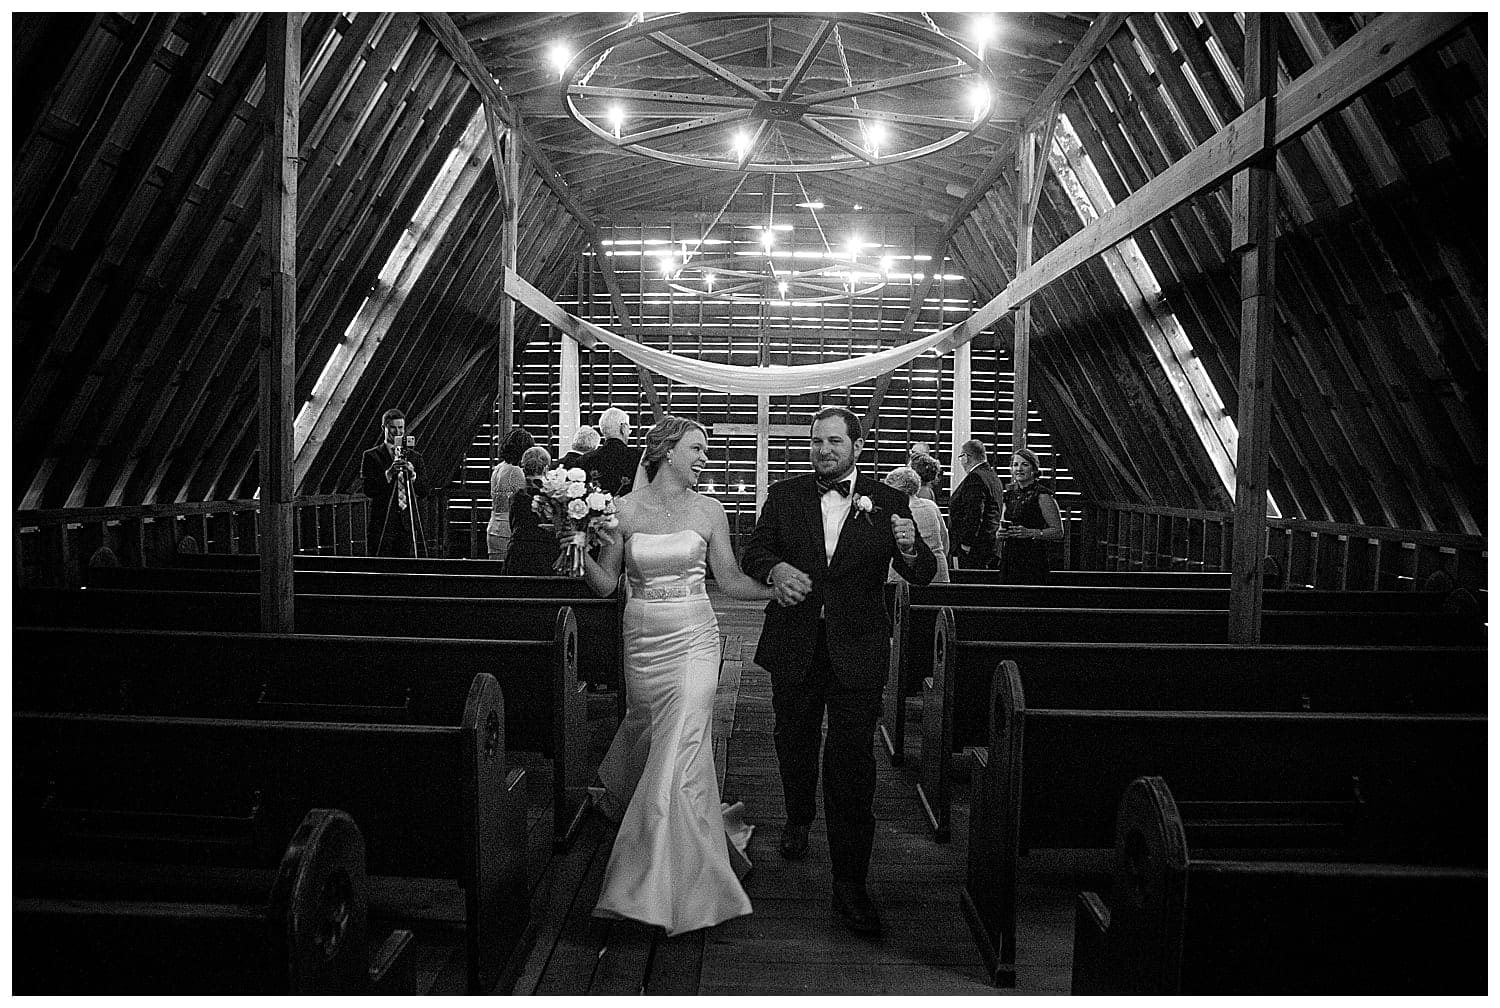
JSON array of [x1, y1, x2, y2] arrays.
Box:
[[577, 406, 643, 496]]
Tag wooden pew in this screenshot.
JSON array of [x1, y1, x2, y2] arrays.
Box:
[[82, 565, 624, 690], [917, 616, 1489, 840], [14, 673, 527, 993], [14, 808, 413, 994], [951, 568, 1232, 587], [168, 553, 508, 574], [883, 592, 1482, 764], [960, 661, 1487, 987], [1071, 777, 1486, 993], [13, 621, 589, 851]]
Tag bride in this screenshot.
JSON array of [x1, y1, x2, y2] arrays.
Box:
[[578, 415, 775, 935]]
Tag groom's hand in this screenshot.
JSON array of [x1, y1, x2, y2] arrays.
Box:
[[769, 562, 813, 607], [890, 514, 918, 555]]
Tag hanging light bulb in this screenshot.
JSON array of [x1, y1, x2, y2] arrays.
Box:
[[880, 256, 893, 275], [777, 280, 789, 297], [761, 228, 775, 250], [733, 129, 750, 160], [867, 122, 886, 155], [658, 253, 676, 277], [970, 84, 991, 122], [704, 272, 714, 291], [608, 104, 624, 138], [972, 16, 995, 58], [549, 43, 571, 79]]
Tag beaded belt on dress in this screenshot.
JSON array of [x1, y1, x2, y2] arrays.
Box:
[[631, 582, 707, 600]]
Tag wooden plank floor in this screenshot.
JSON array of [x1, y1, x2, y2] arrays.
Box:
[[418, 588, 1075, 995]]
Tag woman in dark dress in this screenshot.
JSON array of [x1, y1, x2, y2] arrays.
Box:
[[997, 447, 1064, 584], [507, 445, 563, 576]]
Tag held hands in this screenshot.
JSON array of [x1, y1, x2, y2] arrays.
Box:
[[997, 524, 1035, 540], [890, 514, 918, 554], [388, 460, 416, 481], [769, 562, 813, 608]]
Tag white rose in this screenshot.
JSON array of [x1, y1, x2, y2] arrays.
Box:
[[566, 467, 587, 482], [855, 495, 874, 513], [585, 491, 609, 511], [565, 481, 586, 499], [567, 498, 589, 520], [540, 468, 567, 492]]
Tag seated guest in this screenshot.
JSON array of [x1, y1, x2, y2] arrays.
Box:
[[997, 447, 1064, 584], [909, 451, 941, 504], [507, 446, 563, 576], [884, 466, 950, 583], [558, 426, 601, 472]]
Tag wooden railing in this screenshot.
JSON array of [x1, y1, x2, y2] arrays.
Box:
[[11, 494, 422, 588], [1079, 501, 1487, 591]]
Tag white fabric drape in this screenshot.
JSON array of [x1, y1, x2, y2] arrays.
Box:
[[573, 315, 951, 396]]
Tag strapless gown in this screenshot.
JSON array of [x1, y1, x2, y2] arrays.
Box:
[[592, 530, 753, 935]]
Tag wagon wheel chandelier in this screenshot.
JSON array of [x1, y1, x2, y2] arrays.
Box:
[[652, 161, 890, 304], [558, 12, 999, 173]]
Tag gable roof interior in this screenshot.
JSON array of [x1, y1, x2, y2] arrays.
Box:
[[11, 12, 1486, 535]]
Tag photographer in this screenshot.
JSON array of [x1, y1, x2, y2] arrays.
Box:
[[361, 408, 429, 557]]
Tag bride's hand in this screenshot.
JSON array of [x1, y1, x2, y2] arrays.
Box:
[[590, 524, 620, 550]]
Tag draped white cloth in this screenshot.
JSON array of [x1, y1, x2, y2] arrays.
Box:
[[579, 319, 951, 396]]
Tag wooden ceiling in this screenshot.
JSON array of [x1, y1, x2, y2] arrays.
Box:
[[11, 13, 1488, 537]]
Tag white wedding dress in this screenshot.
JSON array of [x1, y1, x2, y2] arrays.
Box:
[[592, 529, 753, 935]]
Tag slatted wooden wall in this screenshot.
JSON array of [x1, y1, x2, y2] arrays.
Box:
[[949, 13, 1485, 534]]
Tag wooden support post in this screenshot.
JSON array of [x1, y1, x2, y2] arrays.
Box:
[[1013, 128, 1037, 450], [496, 127, 519, 439], [1229, 14, 1278, 644], [755, 396, 770, 517], [950, 342, 972, 495], [559, 327, 581, 456], [259, 12, 299, 634]]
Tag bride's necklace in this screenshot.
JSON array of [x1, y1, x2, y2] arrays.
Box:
[[654, 489, 692, 519]]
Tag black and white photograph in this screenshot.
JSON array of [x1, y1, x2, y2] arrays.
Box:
[[11, 10, 1488, 995]]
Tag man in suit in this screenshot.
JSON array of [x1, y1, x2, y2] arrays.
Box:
[[743, 406, 937, 934], [949, 438, 1005, 569], [577, 406, 642, 497], [360, 408, 429, 557]]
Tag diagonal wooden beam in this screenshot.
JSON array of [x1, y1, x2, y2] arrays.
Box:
[[419, 13, 665, 422], [862, 12, 1128, 434]]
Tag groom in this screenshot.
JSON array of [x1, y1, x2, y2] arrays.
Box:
[[743, 406, 937, 934]]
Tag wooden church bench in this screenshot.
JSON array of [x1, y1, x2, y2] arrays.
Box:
[[14, 673, 527, 994], [13, 620, 590, 852], [14, 808, 415, 994], [19, 586, 621, 703], [960, 661, 1486, 987], [1071, 776, 1486, 994], [81, 565, 625, 690], [168, 553, 509, 575], [916, 617, 1488, 840], [951, 568, 1232, 588], [882, 595, 1483, 763]]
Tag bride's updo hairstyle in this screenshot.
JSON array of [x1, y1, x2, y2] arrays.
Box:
[[641, 415, 709, 480]]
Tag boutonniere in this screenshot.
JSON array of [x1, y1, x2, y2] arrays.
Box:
[[853, 494, 879, 524]]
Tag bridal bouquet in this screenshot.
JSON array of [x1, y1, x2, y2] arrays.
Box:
[[533, 466, 617, 577]]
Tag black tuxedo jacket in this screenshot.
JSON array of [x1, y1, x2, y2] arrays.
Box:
[[577, 437, 643, 497], [743, 473, 937, 689], [950, 462, 1005, 566], [360, 442, 428, 554]]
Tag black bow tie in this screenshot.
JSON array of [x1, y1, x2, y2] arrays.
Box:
[[815, 476, 852, 497]]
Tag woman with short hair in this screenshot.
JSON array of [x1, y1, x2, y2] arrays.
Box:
[[883, 465, 949, 582]]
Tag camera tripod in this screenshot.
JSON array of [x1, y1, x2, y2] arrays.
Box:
[[376, 455, 429, 558]]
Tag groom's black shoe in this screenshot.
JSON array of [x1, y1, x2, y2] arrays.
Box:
[[779, 823, 809, 860], [832, 879, 882, 935]]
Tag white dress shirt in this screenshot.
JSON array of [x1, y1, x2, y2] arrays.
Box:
[[819, 468, 858, 563]]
